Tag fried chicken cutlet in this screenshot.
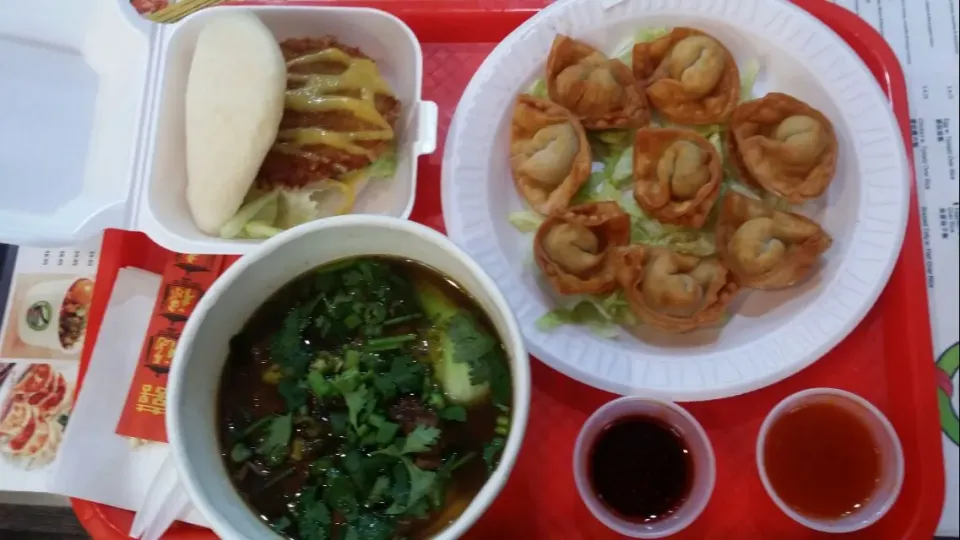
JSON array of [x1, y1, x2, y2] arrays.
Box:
[[255, 37, 401, 190]]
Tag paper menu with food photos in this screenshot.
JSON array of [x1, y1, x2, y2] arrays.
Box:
[[829, 0, 960, 535], [0, 235, 101, 491]]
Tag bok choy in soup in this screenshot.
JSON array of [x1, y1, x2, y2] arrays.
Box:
[[218, 257, 512, 539]]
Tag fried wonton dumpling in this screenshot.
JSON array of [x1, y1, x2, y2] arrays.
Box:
[[716, 191, 833, 289], [546, 35, 650, 130], [726, 93, 838, 203], [633, 128, 722, 228], [632, 28, 740, 125], [510, 95, 593, 214], [614, 245, 739, 333], [534, 202, 631, 295]]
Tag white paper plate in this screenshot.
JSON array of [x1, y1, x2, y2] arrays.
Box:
[[441, 0, 909, 400]]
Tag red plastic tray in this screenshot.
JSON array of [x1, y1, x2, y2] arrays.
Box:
[[71, 1, 945, 538]]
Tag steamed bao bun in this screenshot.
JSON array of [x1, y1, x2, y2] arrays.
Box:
[[185, 12, 286, 236]]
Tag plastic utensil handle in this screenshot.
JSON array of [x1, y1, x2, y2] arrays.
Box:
[[414, 101, 439, 155], [130, 454, 177, 538], [143, 480, 191, 540]]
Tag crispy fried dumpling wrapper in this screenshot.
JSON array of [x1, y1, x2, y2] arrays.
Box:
[[633, 128, 722, 228], [510, 95, 592, 214], [546, 35, 650, 129], [632, 28, 739, 125], [725, 93, 838, 203], [534, 202, 631, 295], [614, 245, 740, 333], [716, 192, 833, 289]]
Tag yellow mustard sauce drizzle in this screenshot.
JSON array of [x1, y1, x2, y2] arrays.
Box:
[[274, 48, 396, 159]]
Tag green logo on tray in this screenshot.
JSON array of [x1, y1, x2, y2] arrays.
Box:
[[25, 300, 53, 331], [936, 342, 960, 446]]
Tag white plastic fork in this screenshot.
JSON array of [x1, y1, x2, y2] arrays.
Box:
[[130, 453, 191, 540]]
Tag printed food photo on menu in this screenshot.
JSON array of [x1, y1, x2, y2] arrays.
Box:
[[0, 363, 73, 470], [0, 275, 95, 361]]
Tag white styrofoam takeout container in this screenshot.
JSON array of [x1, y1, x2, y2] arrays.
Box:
[[0, 0, 438, 254]]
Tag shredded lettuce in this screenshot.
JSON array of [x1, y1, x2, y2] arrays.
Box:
[[656, 116, 723, 139], [508, 211, 545, 233], [721, 179, 793, 212], [636, 27, 671, 43], [708, 131, 723, 156], [740, 58, 761, 102], [574, 172, 621, 204], [526, 78, 548, 98], [220, 191, 279, 239], [606, 146, 633, 188], [594, 130, 632, 148], [218, 147, 398, 240], [762, 192, 793, 212], [277, 180, 355, 229], [588, 129, 633, 166], [620, 194, 717, 256], [536, 291, 636, 338], [612, 27, 670, 66], [243, 222, 284, 239], [366, 147, 397, 180]]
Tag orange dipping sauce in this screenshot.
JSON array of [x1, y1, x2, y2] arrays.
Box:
[[762, 401, 881, 519]]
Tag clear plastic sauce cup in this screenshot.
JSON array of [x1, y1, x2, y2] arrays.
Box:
[[756, 388, 905, 534], [573, 396, 716, 539]]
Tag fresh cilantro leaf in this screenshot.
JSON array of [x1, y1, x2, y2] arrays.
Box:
[[307, 370, 334, 398], [278, 377, 307, 410], [255, 414, 292, 464], [482, 436, 506, 473], [342, 384, 371, 432], [486, 348, 512, 408], [430, 452, 476, 508], [402, 457, 437, 510], [329, 411, 348, 436], [374, 421, 400, 445], [344, 349, 362, 370], [440, 405, 467, 422], [366, 475, 390, 505], [405, 498, 431, 519], [272, 303, 316, 375], [444, 312, 512, 406], [383, 458, 437, 516], [389, 356, 422, 394], [384, 461, 410, 515], [300, 525, 329, 540], [230, 443, 253, 463], [439, 452, 476, 478], [401, 425, 441, 454], [296, 488, 331, 540], [446, 313, 497, 386], [329, 368, 362, 394], [374, 425, 440, 457], [343, 448, 363, 476], [323, 468, 358, 521]]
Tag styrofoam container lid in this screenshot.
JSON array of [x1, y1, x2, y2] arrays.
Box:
[[0, 0, 438, 254], [0, 0, 151, 247]]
